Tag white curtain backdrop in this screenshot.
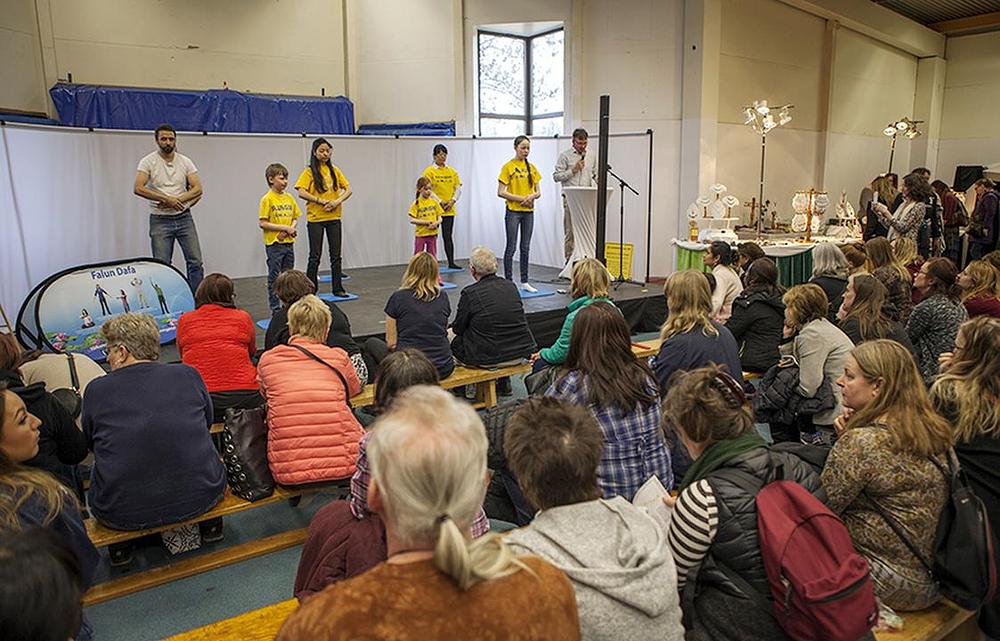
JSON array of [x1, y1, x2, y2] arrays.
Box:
[[0, 124, 651, 316]]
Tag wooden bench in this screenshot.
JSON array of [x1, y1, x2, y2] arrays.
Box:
[[874, 600, 979, 641], [84, 483, 347, 605], [163, 598, 298, 641]]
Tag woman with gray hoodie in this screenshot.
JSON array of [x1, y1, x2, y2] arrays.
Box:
[[504, 397, 685, 641]]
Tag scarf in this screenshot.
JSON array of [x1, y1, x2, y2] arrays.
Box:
[[679, 431, 766, 490]]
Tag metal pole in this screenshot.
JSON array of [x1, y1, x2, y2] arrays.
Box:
[[596, 95, 610, 263], [887, 134, 896, 175], [645, 128, 653, 284], [757, 133, 766, 240]]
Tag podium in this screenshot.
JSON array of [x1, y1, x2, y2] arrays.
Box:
[[560, 186, 614, 279]]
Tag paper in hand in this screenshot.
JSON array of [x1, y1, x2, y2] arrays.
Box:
[[632, 475, 673, 530]]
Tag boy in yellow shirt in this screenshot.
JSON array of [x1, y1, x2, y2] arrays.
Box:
[[409, 176, 443, 257], [259, 163, 302, 312], [422, 144, 462, 269]]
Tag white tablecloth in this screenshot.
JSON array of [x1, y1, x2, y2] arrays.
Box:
[[672, 237, 849, 258]]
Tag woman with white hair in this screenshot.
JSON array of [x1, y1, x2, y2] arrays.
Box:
[[451, 246, 535, 369], [277, 386, 581, 641], [808, 242, 849, 322], [82, 312, 226, 564], [258, 294, 364, 486]]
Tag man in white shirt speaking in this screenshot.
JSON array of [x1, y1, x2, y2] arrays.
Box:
[[133, 124, 204, 291], [552, 128, 597, 263]]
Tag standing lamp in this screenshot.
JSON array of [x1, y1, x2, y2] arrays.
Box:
[[743, 100, 793, 240], [883, 117, 923, 174]]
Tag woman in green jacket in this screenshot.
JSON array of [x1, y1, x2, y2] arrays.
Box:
[[533, 258, 616, 370]]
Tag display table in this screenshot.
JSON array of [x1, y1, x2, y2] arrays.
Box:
[[560, 186, 614, 279], [672, 239, 835, 286]]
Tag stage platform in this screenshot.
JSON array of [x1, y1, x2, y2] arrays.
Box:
[[158, 261, 666, 363]]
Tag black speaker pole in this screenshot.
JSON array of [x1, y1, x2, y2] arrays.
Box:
[[596, 95, 610, 263]]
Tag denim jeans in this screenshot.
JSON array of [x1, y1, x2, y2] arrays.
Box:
[[307, 219, 343, 293], [503, 209, 534, 282], [265, 243, 295, 312], [149, 210, 204, 292]]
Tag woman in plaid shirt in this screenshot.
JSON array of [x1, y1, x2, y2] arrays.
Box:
[[544, 302, 672, 499]]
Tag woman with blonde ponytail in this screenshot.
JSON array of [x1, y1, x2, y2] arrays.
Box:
[[277, 386, 581, 641]]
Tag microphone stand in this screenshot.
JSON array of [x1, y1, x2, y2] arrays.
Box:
[[607, 165, 643, 287]]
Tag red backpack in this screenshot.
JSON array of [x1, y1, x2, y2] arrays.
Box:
[[713, 467, 879, 641]]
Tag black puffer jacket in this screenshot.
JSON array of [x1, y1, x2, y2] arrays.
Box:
[[450, 275, 536, 366], [752, 363, 836, 425], [685, 446, 824, 641], [725, 288, 785, 374]]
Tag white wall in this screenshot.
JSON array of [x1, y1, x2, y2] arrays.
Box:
[[937, 31, 1000, 186], [577, 0, 684, 278], [824, 27, 917, 204], [715, 0, 826, 224], [349, 0, 460, 125], [0, 0, 46, 113]]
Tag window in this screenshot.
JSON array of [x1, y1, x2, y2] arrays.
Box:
[[478, 27, 564, 137]]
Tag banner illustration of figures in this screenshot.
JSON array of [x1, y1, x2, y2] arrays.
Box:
[[16, 258, 195, 362]]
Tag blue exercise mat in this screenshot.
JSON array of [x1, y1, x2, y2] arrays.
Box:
[[318, 273, 351, 282], [518, 287, 556, 299], [256, 319, 271, 330], [440, 281, 457, 290], [318, 292, 359, 302], [439, 266, 464, 273]]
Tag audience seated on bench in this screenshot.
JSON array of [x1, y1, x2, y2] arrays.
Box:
[[822, 340, 951, 611], [177, 273, 262, 423], [504, 396, 684, 641], [0, 385, 98, 641], [542, 302, 671, 500], [295, 349, 489, 600], [258, 294, 364, 486], [930, 317, 1000, 637], [276, 387, 581, 641], [725, 257, 784, 376], [83, 313, 226, 565], [0, 332, 88, 499], [264, 269, 371, 385], [450, 246, 535, 396], [661, 365, 824, 640]]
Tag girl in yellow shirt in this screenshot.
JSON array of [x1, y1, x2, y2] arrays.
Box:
[[409, 176, 443, 257], [422, 144, 462, 270], [294, 138, 353, 297], [497, 135, 542, 292]]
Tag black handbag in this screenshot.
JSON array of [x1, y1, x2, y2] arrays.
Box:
[[524, 365, 559, 396], [50, 354, 82, 420], [221, 404, 275, 502]]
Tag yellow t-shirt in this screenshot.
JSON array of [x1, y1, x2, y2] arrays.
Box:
[[422, 164, 462, 217], [498, 159, 542, 213], [294, 165, 350, 222], [258, 190, 302, 245], [409, 197, 444, 237]]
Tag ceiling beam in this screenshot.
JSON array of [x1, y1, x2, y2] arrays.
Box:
[[930, 11, 1000, 35]]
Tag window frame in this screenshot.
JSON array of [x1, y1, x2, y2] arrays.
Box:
[[477, 25, 564, 137]]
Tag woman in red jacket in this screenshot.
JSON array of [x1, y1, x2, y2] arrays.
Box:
[[177, 273, 261, 422], [257, 294, 363, 486]]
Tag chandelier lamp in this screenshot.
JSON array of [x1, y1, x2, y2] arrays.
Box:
[[882, 117, 923, 174], [743, 100, 794, 240]]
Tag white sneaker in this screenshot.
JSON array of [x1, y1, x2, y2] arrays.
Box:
[[520, 282, 538, 293]]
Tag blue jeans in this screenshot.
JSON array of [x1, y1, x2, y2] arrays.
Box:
[[265, 243, 295, 312], [150, 211, 204, 292], [504, 209, 534, 282]]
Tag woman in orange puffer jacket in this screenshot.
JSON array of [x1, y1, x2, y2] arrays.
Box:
[[258, 294, 363, 485]]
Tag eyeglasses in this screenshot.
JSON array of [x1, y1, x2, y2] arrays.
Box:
[[99, 343, 122, 358]]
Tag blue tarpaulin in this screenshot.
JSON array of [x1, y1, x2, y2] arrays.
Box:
[[356, 121, 455, 136], [49, 84, 354, 134]]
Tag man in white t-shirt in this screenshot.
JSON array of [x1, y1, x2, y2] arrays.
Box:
[[133, 124, 204, 291], [552, 128, 597, 263]]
